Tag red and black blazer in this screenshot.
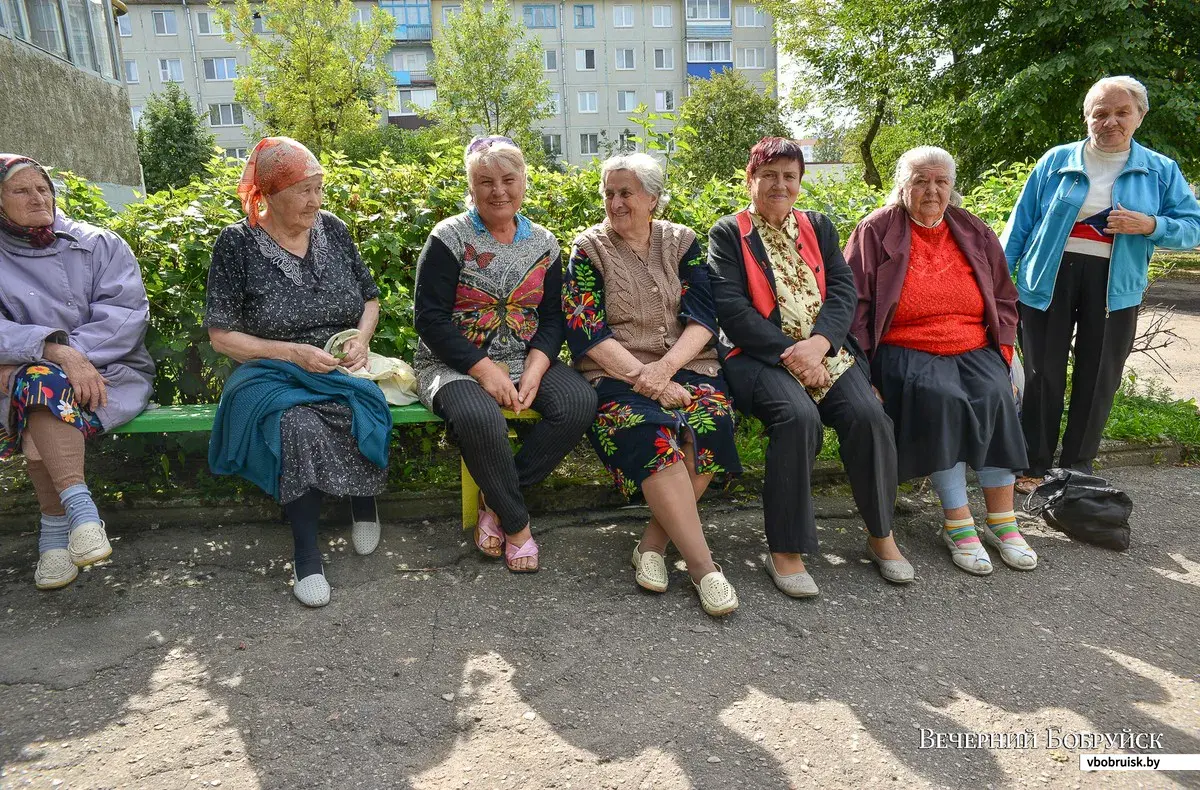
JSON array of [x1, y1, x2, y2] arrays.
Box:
[[706, 207, 859, 370]]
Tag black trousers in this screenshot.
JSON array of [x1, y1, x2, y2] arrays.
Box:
[[737, 361, 897, 554], [1018, 252, 1139, 476], [432, 361, 597, 533]]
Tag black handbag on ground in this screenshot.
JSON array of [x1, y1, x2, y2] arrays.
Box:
[[1029, 469, 1132, 551]]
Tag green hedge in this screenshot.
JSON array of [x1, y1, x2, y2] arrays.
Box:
[[57, 150, 1034, 406]]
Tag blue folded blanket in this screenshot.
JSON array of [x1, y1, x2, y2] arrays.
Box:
[[208, 359, 392, 500]]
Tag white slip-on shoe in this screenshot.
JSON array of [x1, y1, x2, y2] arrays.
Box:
[[978, 523, 1038, 570], [631, 545, 669, 593], [941, 529, 994, 576], [293, 571, 331, 607], [865, 542, 915, 584], [68, 520, 112, 568], [351, 501, 381, 556], [764, 554, 820, 598], [35, 549, 79, 590], [692, 564, 738, 617]]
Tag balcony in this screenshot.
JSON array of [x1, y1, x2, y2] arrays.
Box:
[[393, 23, 432, 40], [686, 62, 733, 80], [380, 1, 432, 40], [685, 20, 733, 38], [391, 70, 433, 86]]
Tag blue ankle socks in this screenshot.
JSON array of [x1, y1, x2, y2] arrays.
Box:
[[38, 513, 71, 553], [59, 483, 101, 531]]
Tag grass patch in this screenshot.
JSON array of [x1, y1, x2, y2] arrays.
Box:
[[1103, 374, 1200, 448], [1152, 249, 1200, 273]]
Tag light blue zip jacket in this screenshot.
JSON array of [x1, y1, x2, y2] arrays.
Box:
[[1000, 138, 1200, 312]]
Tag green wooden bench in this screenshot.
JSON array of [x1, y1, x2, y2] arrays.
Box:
[[113, 403, 538, 530]]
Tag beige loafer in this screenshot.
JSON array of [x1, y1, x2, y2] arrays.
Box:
[[978, 523, 1038, 570], [865, 543, 915, 584], [692, 564, 738, 616], [765, 554, 819, 598], [68, 520, 111, 568], [631, 545, 668, 592], [35, 549, 79, 590]]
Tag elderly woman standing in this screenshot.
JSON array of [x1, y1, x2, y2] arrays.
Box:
[[564, 154, 741, 616], [0, 154, 154, 589], [708, 137, 912, 597], [414, 137, 596, 573], [847, 147, 1035, 575], [206, 137, 392, 608], [1002, 76, 1200, 491]]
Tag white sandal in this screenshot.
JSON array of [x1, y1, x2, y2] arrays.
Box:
[[941, 529, 993, 576], [631, 545, 668, 592], [351, 501, 380, 556], [692, 564, 738, 617], [978, 523, 1038, 570]]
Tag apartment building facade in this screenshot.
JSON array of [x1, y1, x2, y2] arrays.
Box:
[[119, 0, 776, 166]]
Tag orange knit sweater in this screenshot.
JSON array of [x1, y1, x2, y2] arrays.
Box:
[[880, 221, 990, 357]]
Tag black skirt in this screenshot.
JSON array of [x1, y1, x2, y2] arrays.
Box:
[[871, 344, 1027, 481]]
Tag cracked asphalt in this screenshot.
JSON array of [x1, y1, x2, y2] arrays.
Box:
[[1, 463, 1198, 790]]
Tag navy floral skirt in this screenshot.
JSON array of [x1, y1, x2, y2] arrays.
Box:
[[588, 369, 742, 499], [0, 363, 102, 460]]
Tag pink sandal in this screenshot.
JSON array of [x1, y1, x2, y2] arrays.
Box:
[[504, 534, 539, 573], [475, 509, 504, 558]]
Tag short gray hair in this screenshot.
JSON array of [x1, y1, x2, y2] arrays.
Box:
[[464, 141, 527, 209], [886, 146, 963, 208], [600, 153, 668, 213], [1084, 76, 1150, 117]]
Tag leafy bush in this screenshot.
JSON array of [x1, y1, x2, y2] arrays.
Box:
[[55, 146, 1043, 405]]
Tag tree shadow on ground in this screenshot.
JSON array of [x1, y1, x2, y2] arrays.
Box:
[[1, 465, 1198, 789]]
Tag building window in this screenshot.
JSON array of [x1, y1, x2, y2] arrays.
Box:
[[209, 103, 245, 126], [158, 57, 184, 82], [542, 134, 562, 157], [580, 133, 599, 156], [655, 89, 674, 111], [203, 56, 238, 81], [615, 48, 634, 70], [735, 4, 765, 26], [686, 40, 731, 62], [152, 9, 177, 35], [224, 147, 249, 160], [441, 4, 460, 24], [65, 0, 102, 72], [652, 4, 672, 26], [653, 47, 674, 69], [685, 0, 730, 21], [617, 90, 637, 112], [543, 48, 557, 71], [251, 12, 267, 33], [130, 104, 143, 127], [116, 13, 131, 36], [578, 91, 598, 113], [522, 4, 555, 28], [24, 0, 69, 58], [392, 87, 437, 115], [736, 46, 766, 68], [612, 4, 632, 26], [573, 4, 593, 27], [195, 10, 225, 35], [575, 48, 595, 71], [544, 91, 561, 114], [394, 50, 429, 72], [124, 59, 139, 82]]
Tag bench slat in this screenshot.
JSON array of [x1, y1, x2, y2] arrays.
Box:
[[113, 402, 538, 434]]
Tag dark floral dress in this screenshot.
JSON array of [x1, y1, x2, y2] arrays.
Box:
[[0, 364, 102, 459], [564, 234, 741, 499]]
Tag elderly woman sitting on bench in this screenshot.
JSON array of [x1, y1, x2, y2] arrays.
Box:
[[0, 154, 154, 590]]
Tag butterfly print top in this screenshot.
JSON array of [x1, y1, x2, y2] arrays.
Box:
[[413, 210, 565, 408]]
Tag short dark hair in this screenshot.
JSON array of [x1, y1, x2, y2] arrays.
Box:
[[745, 136, 806, 182]]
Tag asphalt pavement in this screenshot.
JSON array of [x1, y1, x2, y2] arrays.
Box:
[[1, 464, 1198, 789]]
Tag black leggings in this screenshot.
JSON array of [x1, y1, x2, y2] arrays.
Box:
[[432, 361, 596, 534], [284, 490, 377, 578]]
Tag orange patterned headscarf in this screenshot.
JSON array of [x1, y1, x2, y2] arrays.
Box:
[[236, 137, 324, 227]]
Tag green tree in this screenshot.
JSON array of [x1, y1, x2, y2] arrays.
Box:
[[810, 122, 849, 163], [761, 0, 937, 188], [216, 0, 395, 155], [426, 0, 551, 160], [673, 70, 789, 184], [335, 125, 445, 165], [932, 0, 1200, 181], [135, 82, 217, 194]]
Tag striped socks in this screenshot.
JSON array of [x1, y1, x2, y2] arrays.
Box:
[[986, 510, 1025, 543], [60, 484, 101, 531], [38, 513, 71, 553], [944, 516, 981, 548]]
